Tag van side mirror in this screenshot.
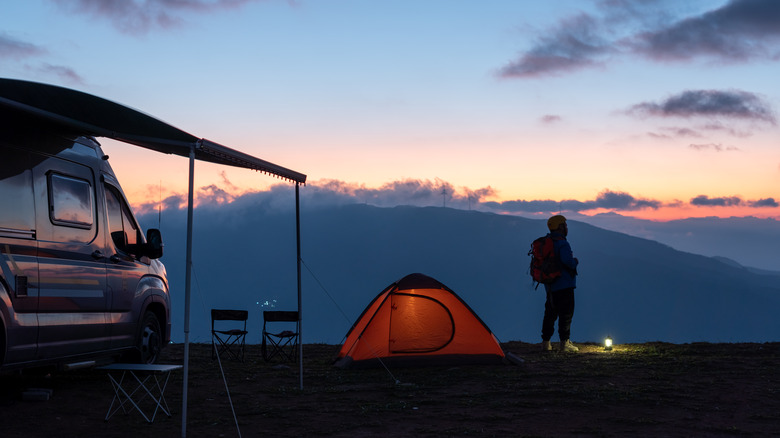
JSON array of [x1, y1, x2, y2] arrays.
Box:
[[144, 228, 163, 259]]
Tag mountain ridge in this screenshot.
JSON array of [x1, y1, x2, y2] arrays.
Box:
[[140, 201, 780, 345]]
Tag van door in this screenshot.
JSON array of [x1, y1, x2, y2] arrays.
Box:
[[103, 180, 150, 349], [32, 154, 110, 359], [0, 146, 39, 363]]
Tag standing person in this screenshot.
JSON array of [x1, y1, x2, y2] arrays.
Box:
[[541, 215, 579, 352]]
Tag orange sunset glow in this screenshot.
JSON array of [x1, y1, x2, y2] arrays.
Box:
[[5, 1, 779, 222]]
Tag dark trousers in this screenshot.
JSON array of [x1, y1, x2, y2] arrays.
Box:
[[542, 287, 575, 342]]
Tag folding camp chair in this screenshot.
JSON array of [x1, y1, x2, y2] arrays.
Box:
[[211, 309, 249, 361], [261, 311, 299, 362]]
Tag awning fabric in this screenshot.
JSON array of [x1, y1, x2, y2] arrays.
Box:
[[0, 78, 306, 184]]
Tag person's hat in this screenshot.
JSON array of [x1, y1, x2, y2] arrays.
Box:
[[547, 215, 567, 231]]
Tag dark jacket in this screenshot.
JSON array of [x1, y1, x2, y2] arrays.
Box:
[[544, 231, 578, 292]]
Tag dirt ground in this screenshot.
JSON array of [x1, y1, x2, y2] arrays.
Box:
[[1, 341, 779, 437]]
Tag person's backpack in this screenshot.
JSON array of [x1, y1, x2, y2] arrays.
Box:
[[528, 235, 561, 289]]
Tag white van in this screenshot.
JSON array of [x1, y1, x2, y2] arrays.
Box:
[[0, 106, 169, 371]]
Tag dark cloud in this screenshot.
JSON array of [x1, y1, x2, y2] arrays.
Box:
[[218, 170, 240, 192], [197, 184, 235, 205], [305, 178, 497, 210], [133, 179, 777, 218], [484, 199, 578, 214], [690, 194, 780, 209], [139, 178, 498, 213], [0, 34, 83, 84], [36, 64, 85, 84], [500, 0, 780, 79], [628, 0, 780, 62], [594, 190, 661, 210], [136, 193, 186, 214], [136, 178, 245, 214], [0, 33, 46, 59], [648, 126, 703, 139], [667, 127, 702, 138], [498, 14, 612, 78], [690, 195, 743, 206], [699, 121, 753, 138], [750, 198, 779, 208], [540, 114, 562, 124], [688, 143, 739, 152], [647, 132, 672, 140], [629, 90, 776, 124], [485, 189, 660, 214], [50, 0, 258, 35]]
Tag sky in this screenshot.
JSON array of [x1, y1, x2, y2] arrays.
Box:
[[2, 0, 779, 221]]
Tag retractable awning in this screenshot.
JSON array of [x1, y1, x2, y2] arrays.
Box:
[[0, 78, 306, 184]]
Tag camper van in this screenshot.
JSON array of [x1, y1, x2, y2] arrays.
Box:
[[0, 107, 169, 372]]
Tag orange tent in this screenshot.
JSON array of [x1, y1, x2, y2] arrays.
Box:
[[335, 273, 505, 368]]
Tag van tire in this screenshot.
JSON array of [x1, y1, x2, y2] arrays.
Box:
[[137, 311, 163, 364]]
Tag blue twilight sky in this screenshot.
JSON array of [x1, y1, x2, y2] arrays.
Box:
[[2, 0, 779, 220]]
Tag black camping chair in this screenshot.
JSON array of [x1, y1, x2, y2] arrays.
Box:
[[211, 309, 249, 361], [261, 311, 299, 362]]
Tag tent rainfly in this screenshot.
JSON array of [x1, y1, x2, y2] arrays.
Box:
[[335, 273, 506, 368]]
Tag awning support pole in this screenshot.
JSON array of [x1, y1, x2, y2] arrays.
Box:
[[181, 144, 195, 437], [296, 182, 303, 390]]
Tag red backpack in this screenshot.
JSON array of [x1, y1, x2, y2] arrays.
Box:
[[528, 235, 561, 289]]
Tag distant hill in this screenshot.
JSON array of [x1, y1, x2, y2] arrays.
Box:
[[140, 198, 780, 345], [710, 256, 780, 276], [578, 213, 780, 272]]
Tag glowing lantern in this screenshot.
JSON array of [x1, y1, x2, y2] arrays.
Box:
[[604, 336, 613, 351]]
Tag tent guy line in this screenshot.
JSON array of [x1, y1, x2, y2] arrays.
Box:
[[301, 257, 401, 383]]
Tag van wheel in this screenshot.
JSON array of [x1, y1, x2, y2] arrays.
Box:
[[138, 311, 162, 364]]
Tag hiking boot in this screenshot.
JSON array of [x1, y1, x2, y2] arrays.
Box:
[[541, 340, 552, 351], [560, 340, 579, 353]]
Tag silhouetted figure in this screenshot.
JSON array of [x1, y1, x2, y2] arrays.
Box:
[[541, 215, 580, 353]]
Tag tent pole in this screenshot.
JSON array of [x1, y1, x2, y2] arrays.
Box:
[[296, 182, 303, 390], [181, 144, 196, 437]]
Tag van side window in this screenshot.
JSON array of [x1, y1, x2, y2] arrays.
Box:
[[105, 185, 141, 252], [0, 147, 36, 238], [48, 173, 93, 229]]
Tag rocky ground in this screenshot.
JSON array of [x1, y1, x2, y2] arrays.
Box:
[[2, 341, 779, 437]]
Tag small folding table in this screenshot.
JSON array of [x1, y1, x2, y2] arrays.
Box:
[[97, 363, 182, 423]]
